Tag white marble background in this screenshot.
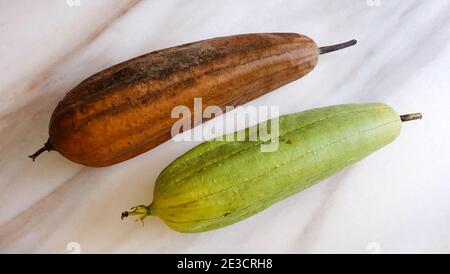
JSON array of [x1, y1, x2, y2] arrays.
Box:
[[0, 0, 449, 253]]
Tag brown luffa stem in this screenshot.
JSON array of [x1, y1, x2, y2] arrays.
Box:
[[319, 40, 357, 55], [28, 141, 53, 161]]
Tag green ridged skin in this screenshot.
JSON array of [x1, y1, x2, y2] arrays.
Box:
[[135, 103, 402, 233]]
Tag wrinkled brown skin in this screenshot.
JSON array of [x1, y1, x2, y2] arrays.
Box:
[[48, 33, 318, 167]]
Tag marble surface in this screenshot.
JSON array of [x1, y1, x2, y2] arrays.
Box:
[[1, 0, 449, 254]]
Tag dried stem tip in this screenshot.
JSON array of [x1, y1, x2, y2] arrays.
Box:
[[319, 39, 357, 55], [28, 141, 54, 161], [400, 113, 423, 122], [121, 205, 151, 221]]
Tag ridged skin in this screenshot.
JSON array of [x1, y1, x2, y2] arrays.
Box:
[[48, 33, 318, 167], [150, 103, 402, 232]]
